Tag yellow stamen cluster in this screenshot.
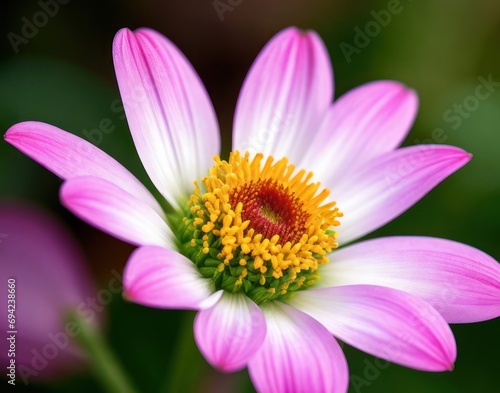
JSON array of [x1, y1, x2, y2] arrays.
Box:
[[180, 151, 342, 303]]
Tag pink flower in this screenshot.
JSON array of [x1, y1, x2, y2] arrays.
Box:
[[0, 202, 96, 384], [5, 27, 500, 392]]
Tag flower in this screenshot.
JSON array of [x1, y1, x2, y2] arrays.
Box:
[[5, 26, 500, 392], [0, 202, 96, 384]]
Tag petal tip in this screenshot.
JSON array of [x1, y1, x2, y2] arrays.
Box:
[[212, 360, 243, 374], [4, 121, 54, 146], [434, 341, 457, 373], [4, 122, 27, 142], [112, 27, 134, 55], [404, 86, 419, 104], [58, 181, 73, 206], [452, 148, 473, 165], [381, 80, 419, 107], [433, 146, 473, 167], [273, 25, 319, 44], [114, 27, 132, 39], [440, 352, 457, 372], [122, 290, 132, 302], [436, 357, 456, 373], [280, 25, 301, 36]]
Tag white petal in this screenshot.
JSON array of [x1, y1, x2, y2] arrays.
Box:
[[301, 81, 418, 183], [333, 145, 471, 244], [113, 28, 220, 208], [232, 26, 333, 163]]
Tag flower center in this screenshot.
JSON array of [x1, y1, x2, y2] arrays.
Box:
[[175, 151, 342, 304], [230, 179, 308, 245]]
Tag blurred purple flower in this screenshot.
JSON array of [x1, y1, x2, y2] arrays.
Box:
[[0, 202, 96, 385]]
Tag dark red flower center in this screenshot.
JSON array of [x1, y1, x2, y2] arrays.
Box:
[[229, 179, 310, 245]]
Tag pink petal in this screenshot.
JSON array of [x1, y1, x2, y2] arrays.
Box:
[[301, 81, 418, 183], [4, 121, 163, 216], [333, 145, 471, 244], [318, 236, 500, 323], [60, 176, 174, 248], [289, 285, 456, 372], [113, 28, 220, 209], [123, 246, 218, 310], [248, 302, 348, 393], [194, 292, 266, 372], [232, 26, 333, 162]]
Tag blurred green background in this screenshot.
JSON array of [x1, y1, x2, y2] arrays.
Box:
[[1, 0, 499, 392]]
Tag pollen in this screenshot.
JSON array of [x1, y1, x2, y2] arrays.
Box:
[[176, 151, 342, 304]]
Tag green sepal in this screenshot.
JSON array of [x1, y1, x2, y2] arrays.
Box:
[[204, 258, 222, 267]]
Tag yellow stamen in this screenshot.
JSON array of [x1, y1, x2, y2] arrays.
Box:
[[183, 151, 342, 302]]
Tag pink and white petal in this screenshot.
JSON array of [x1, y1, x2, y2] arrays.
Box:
[[318, 236, 500, 323], [194, 292, 266, 372], [248, 302, 348, 393], [113, 28, 220, 209], [123, 246, 218, 310], [301, 81, 418, 182], [333, 145, 471, 244], [289, 285, 456, 372], [232, 27, 333, 163], [4, 121, 163, 216], [60, 176, 174, 248]]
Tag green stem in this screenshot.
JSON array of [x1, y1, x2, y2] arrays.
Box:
[[70, 312, 137, 393], [161, 311, 207, 393]]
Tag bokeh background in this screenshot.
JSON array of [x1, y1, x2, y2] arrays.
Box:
[[1, 0, 499, 392]]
